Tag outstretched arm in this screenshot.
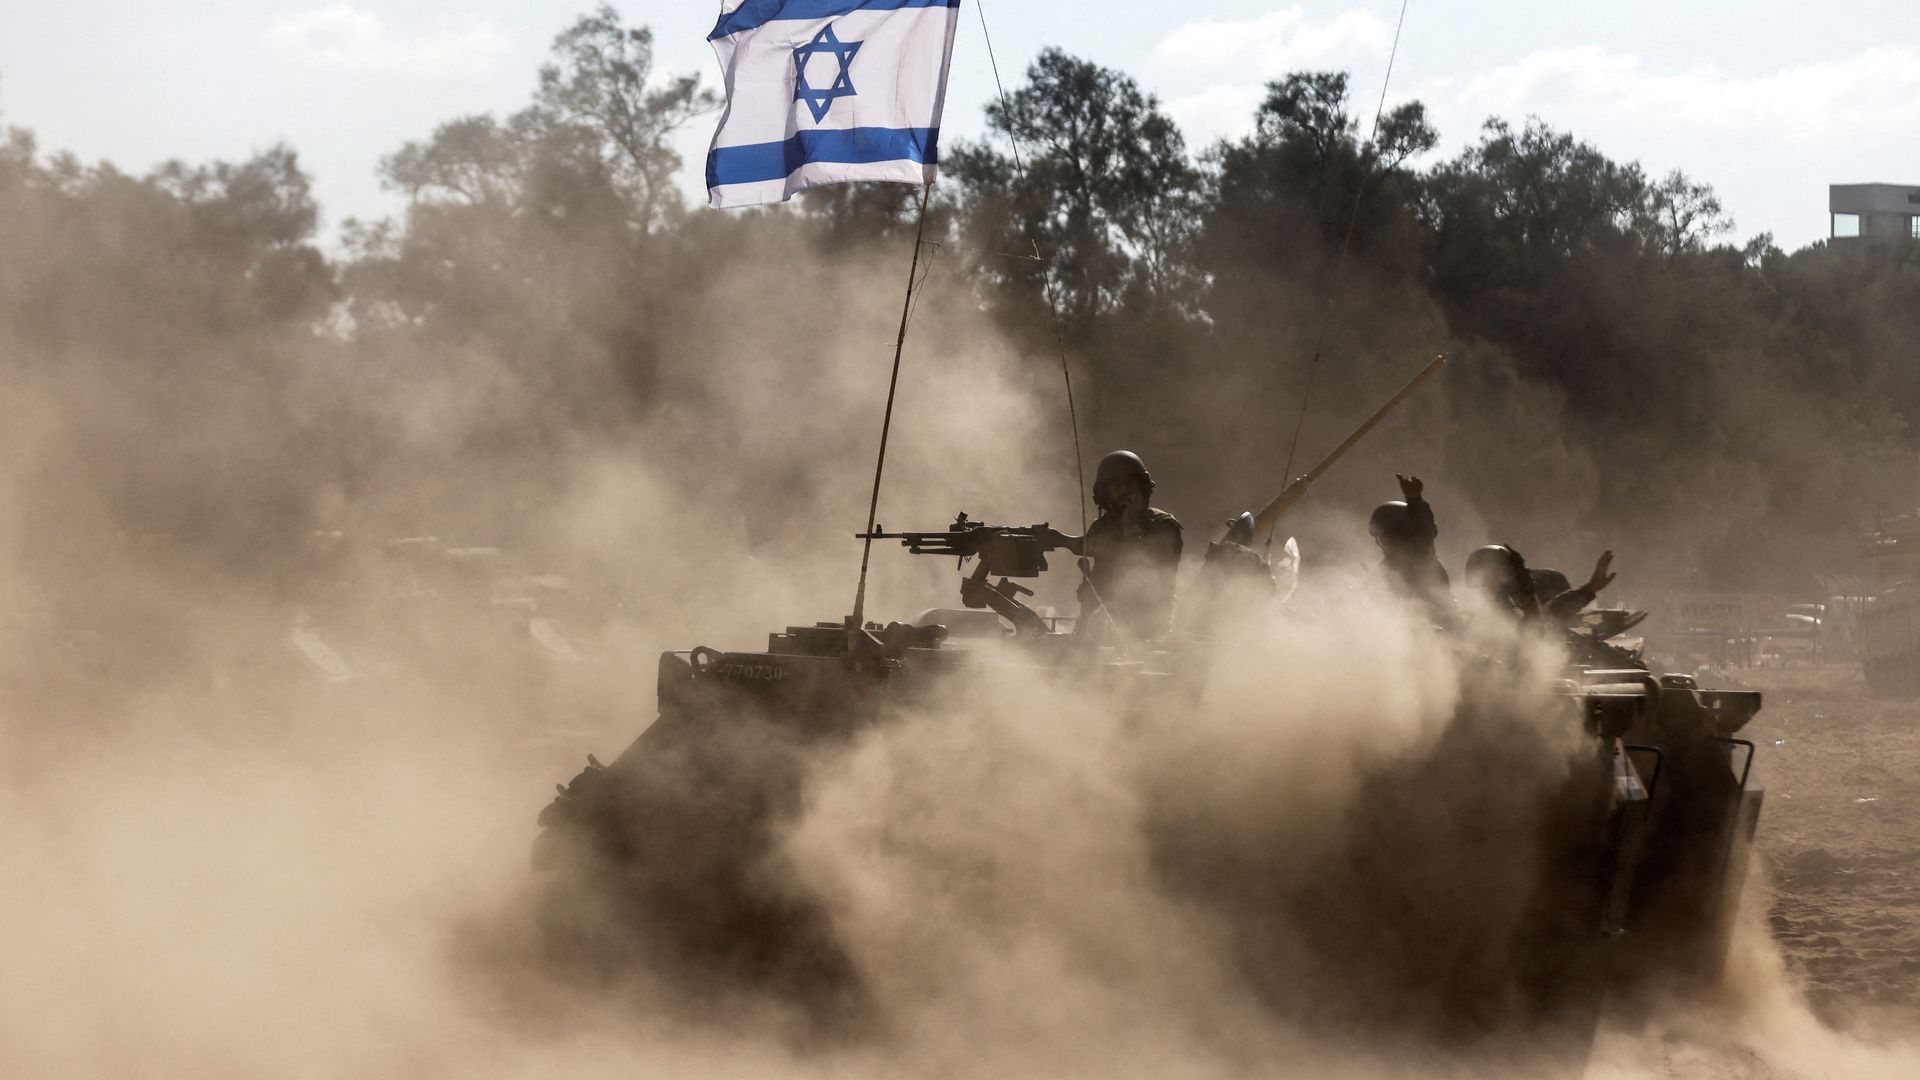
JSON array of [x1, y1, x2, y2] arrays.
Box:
[[1583, 550, 1616, 595], [1543, 551, 1616, 621], [1395, 473, 1439, 545]]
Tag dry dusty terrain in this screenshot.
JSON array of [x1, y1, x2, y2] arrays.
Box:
[[1741, 666, 1920, 1027]]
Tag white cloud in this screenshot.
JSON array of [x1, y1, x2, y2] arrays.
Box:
[[1152, 8, 1390, 75], [1430, 44, 1920, 147], [1151, 8, 1394, 148], [1162, 84, 1268, 149], [265, 4, 510, 79], [1409, 45, 1920, 246], [1151, 12, 1920, 210]]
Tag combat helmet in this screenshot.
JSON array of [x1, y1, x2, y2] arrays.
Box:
[[1465, 544, 1525, 590], [1223, 511, 1256, 547], [1368, 500, 1412, 538], [1093, 450, 1154, 510]]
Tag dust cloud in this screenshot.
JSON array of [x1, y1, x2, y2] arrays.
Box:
[[1, 135, 1916, 1080]]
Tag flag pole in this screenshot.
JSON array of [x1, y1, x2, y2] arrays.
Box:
[[849, 181, 935, 648]]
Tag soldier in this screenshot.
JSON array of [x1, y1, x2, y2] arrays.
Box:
[[1208, 513, 1276, 589], [1188, 511, 1277, 634], [1047, 450, 1183, 641], [1464, 544, 1616, 626], [1370, 473, 1453, 625]]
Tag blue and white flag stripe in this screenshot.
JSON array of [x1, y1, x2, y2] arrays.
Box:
[[707, 127, 938, 188], [705, 0, 961, 209], [710, 0, 958, 40]]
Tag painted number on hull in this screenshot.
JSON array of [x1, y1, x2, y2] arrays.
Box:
[[715, 662, 790, 683]]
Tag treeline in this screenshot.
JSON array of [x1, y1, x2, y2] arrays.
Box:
[[4, 7, 1919, 596], [935, 55, 1920, 591]]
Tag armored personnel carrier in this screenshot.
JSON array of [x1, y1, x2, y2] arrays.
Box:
[[533, 518, 1763, 1037]]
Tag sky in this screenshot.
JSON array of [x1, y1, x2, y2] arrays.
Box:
[[4, 1, 1918, 251]]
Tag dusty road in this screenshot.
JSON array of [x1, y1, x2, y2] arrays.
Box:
[[1741, 666, 1920, 1026]]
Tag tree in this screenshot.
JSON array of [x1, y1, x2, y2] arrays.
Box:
[[797, 181, 941, 247], [947, 48, 1203, 329], [0, 89, 33, 190], [378, 6, 716, 233], [1636, 169, 1733, 260], [1372, 101, 1440, 173], [531, 5, 718, 230], [1253, 71, 1354, 187], [1424, 118, 1648, 265], [147, 145, 334, 323], [1206, 71, 1435, 267], [1191, 66, 1438, 429], [379, 115, 523, 209]]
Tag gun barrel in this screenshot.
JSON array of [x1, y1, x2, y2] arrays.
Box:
[[1252, 354, 1447, 537], [855, 531, 973, 556]]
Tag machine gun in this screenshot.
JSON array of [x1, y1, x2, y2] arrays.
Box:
[[858, 513, 1068, 637], [859, 513, 1065, 577]]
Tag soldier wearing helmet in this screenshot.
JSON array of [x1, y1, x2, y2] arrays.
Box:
[[1371, 473, 1453, 625], [1046, 450, 1183, 640], [1464, 544, 1616, 625], [1190, 511, 1277, 633]]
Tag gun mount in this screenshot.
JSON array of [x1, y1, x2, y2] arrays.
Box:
[[860, 513, 1071, 638]]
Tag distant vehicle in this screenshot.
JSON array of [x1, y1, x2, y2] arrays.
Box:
[[1755, 603, 1824, 666]]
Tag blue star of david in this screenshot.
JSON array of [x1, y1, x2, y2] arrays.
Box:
[[793, 24, 861, 123]]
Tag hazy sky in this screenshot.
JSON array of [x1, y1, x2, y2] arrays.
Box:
[[4, 1, 1917, 250]]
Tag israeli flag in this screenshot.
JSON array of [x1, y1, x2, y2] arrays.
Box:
[[705, 0, 962, 209]]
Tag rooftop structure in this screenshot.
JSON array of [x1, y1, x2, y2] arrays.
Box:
[[1830, 183, 1920, 245]]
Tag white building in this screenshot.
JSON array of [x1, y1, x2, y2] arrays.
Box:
[[1830, 183, 1920, 245]]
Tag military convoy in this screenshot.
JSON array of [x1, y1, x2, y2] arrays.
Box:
[[532, 515, 1765, 1040]]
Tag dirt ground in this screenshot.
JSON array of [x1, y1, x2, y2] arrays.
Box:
[[1736, 665, 1920, 1027]]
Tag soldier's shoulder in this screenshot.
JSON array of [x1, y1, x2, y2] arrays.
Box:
[[1146, 508, 1183, 531], [1207, 539, 1265, 564]]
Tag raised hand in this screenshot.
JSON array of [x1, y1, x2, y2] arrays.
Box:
[[1584, 550, 1616, 594], [1395, 473, 1424, 501]]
